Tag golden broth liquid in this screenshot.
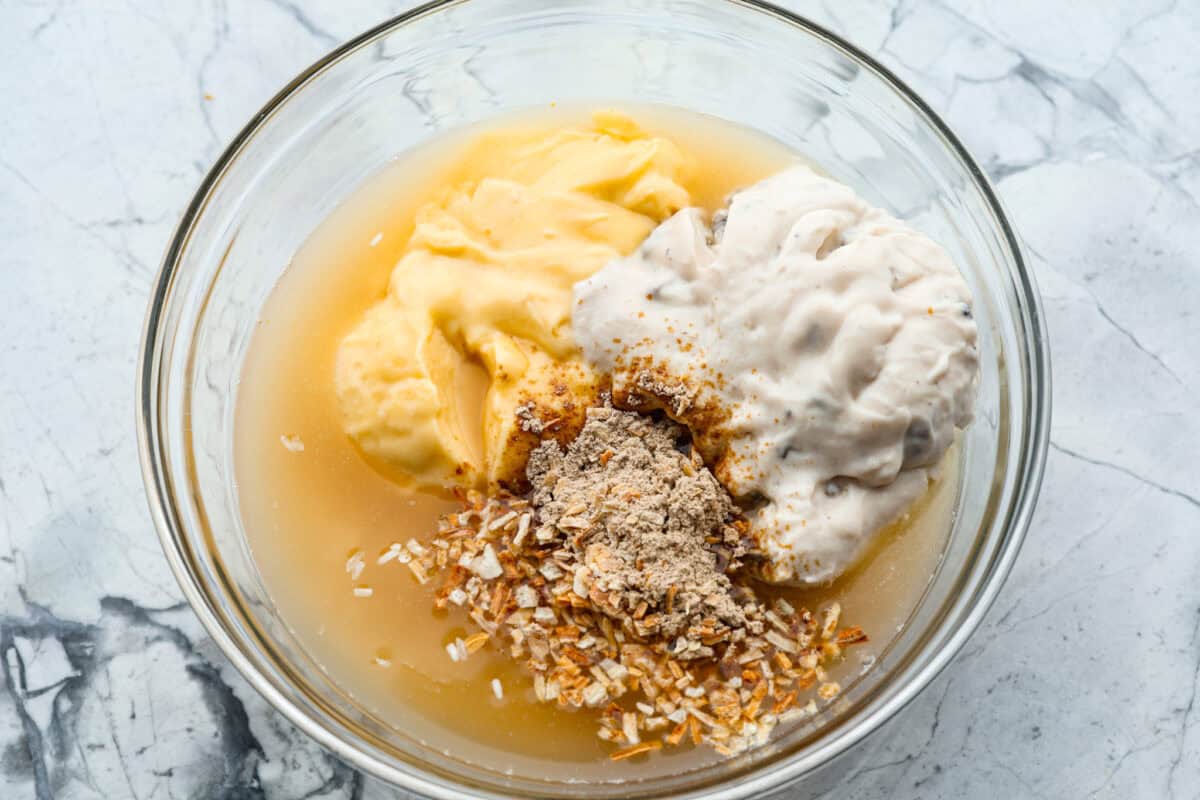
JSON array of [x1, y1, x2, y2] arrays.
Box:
[[235, 107, 958, 782]]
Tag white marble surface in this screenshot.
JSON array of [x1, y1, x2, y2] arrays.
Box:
[[2, 1, 1197, 798]]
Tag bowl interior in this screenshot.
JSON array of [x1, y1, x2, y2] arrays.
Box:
[[140, 1, 1045, 798]]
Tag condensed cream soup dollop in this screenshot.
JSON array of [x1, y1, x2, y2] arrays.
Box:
[[334, 113, 690, 494], [573, 165, 979, 584]]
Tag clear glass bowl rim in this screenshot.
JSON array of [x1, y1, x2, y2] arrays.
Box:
[[136, 1, 1052, 797]]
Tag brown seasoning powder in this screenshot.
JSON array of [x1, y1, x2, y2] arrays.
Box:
[[527, 406, 750, 644], [415, 406, 867, 758]]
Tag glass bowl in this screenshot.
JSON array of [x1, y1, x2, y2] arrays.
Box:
[[136, 1, 1050, 797]]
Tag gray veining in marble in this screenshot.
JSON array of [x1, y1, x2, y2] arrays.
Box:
[[2, 1, 1198, 798]]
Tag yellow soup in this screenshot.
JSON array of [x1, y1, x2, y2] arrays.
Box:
[[336, 112, 694, 494]]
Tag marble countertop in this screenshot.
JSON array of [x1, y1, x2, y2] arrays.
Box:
[[3, 1, 1197, 797]]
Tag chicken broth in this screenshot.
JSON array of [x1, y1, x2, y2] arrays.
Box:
[[234, 106, 958, 781]]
